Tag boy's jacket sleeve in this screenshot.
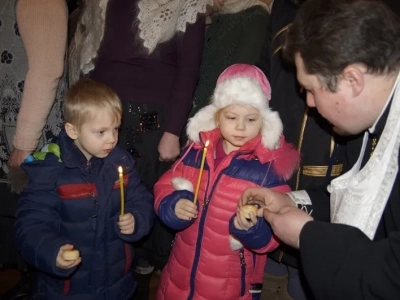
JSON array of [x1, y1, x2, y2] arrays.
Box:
[[15, 159, 76, 277]]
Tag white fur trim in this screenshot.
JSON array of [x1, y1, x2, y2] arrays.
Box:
[[229, 235, 244, 251], [172, 177, 194, 192], [213, 77, 268, 110], [261, 110, 283, 149], [187, 104, 218, 143], [187, 77, 282, 149]]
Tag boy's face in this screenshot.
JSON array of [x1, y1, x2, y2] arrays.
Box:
[[66, 110, 121, 161], [216, 104, 262, 154]]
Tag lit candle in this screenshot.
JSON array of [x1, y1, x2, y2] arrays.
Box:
[[118, 166, 125, 216], [193, 140, 209, 205]]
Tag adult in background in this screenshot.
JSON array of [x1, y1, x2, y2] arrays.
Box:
[[241, 0, 400, 299], [0, 0, 67, 298], [190, 0, 272, 118], [69, 1, 205, 298]]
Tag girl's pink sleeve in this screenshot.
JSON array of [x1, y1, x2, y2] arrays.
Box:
[[153, 160, 185, 212]]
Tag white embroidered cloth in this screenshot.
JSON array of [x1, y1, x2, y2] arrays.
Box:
[[69, 0, 206, 84], [137, 0, 207, 53]]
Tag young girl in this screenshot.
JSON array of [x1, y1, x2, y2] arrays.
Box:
[[154, 64, 300, 299]]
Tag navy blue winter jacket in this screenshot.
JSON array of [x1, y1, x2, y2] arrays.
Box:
[[15, 130, 155, 300]]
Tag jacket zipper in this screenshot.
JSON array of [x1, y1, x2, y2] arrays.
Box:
[[188, 172, 212, 300], [203, 197, 209, 210], [188, 153, 243, 299], [124, 244, 132, 274], [239, 249, 246, 296], [63, 280, 70, 295]]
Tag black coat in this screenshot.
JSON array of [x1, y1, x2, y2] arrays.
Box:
[[300, 106, 400, 299], [190, 5, 270, 118]]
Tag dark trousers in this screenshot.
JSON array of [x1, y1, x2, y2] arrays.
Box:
[[120, 102, 176, 299], [0, 183, 24, 269], [262, 258, 314, 300]]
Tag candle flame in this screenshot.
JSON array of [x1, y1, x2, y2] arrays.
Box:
[[205, 140, 210, 147], [118, 166, 123, 173]]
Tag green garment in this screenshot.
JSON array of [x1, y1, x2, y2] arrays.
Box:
[[190, 5, 270, 117]]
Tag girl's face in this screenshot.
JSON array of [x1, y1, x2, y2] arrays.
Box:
[[216, 104, 262, 154]]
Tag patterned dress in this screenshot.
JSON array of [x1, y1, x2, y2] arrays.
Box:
[[0, 0, 65, 184]]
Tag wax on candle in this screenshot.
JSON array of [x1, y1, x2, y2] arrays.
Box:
[[193, 140, 209, 205], [118, 166, 125, 216]]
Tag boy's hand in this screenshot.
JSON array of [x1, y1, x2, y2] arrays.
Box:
[[175, 199, 198, 220], [233, 209, 258, 231], [118, 213, 135, 234], [56, 244, 81, 269]]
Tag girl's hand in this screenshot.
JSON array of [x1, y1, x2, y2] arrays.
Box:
[[233, 209, 258, 231], [175, 199, 198, 220]]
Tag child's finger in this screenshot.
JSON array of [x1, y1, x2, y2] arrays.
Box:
[[177, 209, 196, 220], [69, 258, 82, 268], [58, 258, 80, 269], [118, 218, 133, 227], [119, 222, 134, 230], [119, 213, 133, 221], [182, 205, 197, 215], [235, 213, 247, 229], [233, 216, 242, 230], [181, 200, 197, 209], [60, 244, 74, 251], [248, 212, 258, 225], [237, 211, 253, 229], [120, 228, 134, 234]]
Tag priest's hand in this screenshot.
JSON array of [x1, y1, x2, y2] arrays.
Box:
[[239, 187, 296, 214], [262, 206, 313, 249]]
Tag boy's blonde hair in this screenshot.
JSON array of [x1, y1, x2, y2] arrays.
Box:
[[64, 79, 122, 129]]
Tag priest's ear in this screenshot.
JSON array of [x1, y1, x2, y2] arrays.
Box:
[[65, 123, 79, 140], [342, 64, 365, 98]]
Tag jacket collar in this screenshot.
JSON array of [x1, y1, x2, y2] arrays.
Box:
[[57, 129, 124, 171], [197, 128, 279, 164]]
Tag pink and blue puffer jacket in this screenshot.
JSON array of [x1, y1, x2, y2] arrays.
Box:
[[154, 128, 299, 299]]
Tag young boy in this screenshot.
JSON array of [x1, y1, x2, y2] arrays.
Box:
[[14, 79, 155, 300]]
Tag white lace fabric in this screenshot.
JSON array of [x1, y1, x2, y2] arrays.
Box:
[[69, 0, 207, 84], [137, 0, 207, 53], [217, 0, 269, 14]]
